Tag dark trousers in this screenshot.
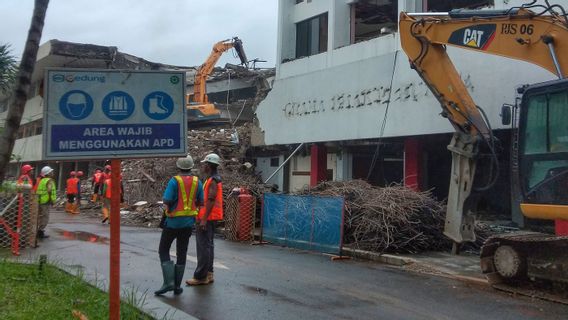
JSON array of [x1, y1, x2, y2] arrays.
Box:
[[158, 227, 192, 265], [194, 221, 215, 280], [66, 194, 76, 203]]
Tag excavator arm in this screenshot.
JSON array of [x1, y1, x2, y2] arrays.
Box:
[[189, 37, 249, 105], [399, 6, 568, 244]]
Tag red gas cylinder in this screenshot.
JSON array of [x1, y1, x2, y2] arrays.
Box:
[[556, 219, 568, 236], [237, 193, 254, 241]]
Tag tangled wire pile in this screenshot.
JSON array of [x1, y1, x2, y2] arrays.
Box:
[[303, 180, 451, 254]]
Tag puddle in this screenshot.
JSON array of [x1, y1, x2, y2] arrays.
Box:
[[53, 229, 109, 244], [243, 285, 268, 296], [241, 284, 306, 306]]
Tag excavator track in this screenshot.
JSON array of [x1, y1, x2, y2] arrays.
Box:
[[480, 232, 568, 304]]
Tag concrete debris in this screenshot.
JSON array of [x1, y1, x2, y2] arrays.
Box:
[[49, 40, 193, 71]]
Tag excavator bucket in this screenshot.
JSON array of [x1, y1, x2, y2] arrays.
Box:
[[233, 37, 249, 69], [187, 103, 221, 121]]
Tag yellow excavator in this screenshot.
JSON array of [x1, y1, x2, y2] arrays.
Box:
[[399, 1, 568, 289], [187, 37, 249, 120]]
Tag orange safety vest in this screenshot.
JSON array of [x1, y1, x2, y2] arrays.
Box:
[[66, 177, 79, 194], [166, 175, 199, 218], [104, 178, 112, 199], [198, 177, 223, 221], [17, 174, 33, 187], [104, 177, 123, 199], [33, 177, 41, 192]]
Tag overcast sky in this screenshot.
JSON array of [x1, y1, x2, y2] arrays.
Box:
[[1, 0, 278, 68]]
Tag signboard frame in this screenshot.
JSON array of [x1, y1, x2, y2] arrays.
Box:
[[42, 68, 188, 160]]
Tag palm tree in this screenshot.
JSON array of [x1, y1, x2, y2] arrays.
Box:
[[0, 0, 50, 183], [0, 44, 18, 95]]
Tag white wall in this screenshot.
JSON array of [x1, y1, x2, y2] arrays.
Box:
[[289, 154, 311, 192], [12, 135, 43, 162], [288, 152, 337, 192], [255, 156, 285, 191]]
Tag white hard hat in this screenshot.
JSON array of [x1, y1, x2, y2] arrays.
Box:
[[176, 155, 194, 170], [41, 166, 54, 176], [201, 153, 221, 165]]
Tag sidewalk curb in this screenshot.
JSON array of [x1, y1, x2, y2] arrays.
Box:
[[342, 247, 416, 266], [342, 248, 489, 287]]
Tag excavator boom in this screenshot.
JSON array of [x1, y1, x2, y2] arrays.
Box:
[[188, 37, 249, 119]]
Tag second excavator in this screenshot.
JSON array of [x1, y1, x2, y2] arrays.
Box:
[[187, 37, 249, 120]]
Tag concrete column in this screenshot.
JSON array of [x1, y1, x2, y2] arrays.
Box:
[[310, 144, 327, 186], [404, 138, 421, 191]]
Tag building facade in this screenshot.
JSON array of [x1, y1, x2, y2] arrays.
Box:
[[254, 0, 564, 225]]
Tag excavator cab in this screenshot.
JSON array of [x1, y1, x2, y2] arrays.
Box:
[[517, 79, 568, 216]]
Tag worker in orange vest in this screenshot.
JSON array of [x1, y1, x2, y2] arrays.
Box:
[[187, 153, 223, 286], [65, 171, 80, 214], [91, 168, 103, 202], [16, 164, 35, 190], [98, 165, 111, 201], [101, 166, 123, 224], [75, 171, 84, 213]]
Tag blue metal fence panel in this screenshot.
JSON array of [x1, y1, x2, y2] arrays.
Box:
[[262, 193, 344, 254]]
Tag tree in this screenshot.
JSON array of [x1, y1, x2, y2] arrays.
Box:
[[0, 0, 50, 183], [0, 44, 18, 95]]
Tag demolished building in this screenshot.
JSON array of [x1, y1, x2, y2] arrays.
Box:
[[0, 39, 274, 192]]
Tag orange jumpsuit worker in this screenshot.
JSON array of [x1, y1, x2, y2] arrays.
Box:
[[65, 171, 80, 214], [91, 168, 103, 202], [101, 167, 123, 224], [98, 165, 111, 200]]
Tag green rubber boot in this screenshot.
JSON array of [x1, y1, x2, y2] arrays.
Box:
[[174, 264, 185, 295], [154, 261, 175, 295]]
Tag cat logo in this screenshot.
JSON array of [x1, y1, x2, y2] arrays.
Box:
[[448, 24, 496, 50]]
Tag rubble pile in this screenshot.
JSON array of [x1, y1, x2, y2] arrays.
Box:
[[119, 123, 262, 226], [301, 180, 451, 254]]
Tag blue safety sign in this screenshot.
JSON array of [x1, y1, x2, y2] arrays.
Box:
[[43, 69, 187, 160]]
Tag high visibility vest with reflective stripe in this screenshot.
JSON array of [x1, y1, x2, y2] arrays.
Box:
[[37, 178, 56, 204], [167, 175, 199, 218], [66, 177, 79, 194], [198, 177, 223, 221], [17, 174, 33, 187]]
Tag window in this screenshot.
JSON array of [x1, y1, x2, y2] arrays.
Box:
[[35, 122, 42, 135], [426, 0, 494, 12], [524, 91, 568, 155], [295, 0, 304, 3], [352, 0, 398, 44], [295, 13, 328, 58], [270, 157, 280, 167], [522, 90, 568, 190]]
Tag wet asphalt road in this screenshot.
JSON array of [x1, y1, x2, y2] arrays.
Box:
[[24, 212, 568, 320]]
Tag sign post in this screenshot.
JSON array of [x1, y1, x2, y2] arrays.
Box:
[[44, 69, 187, 320], [109, 159, 121, 319]]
